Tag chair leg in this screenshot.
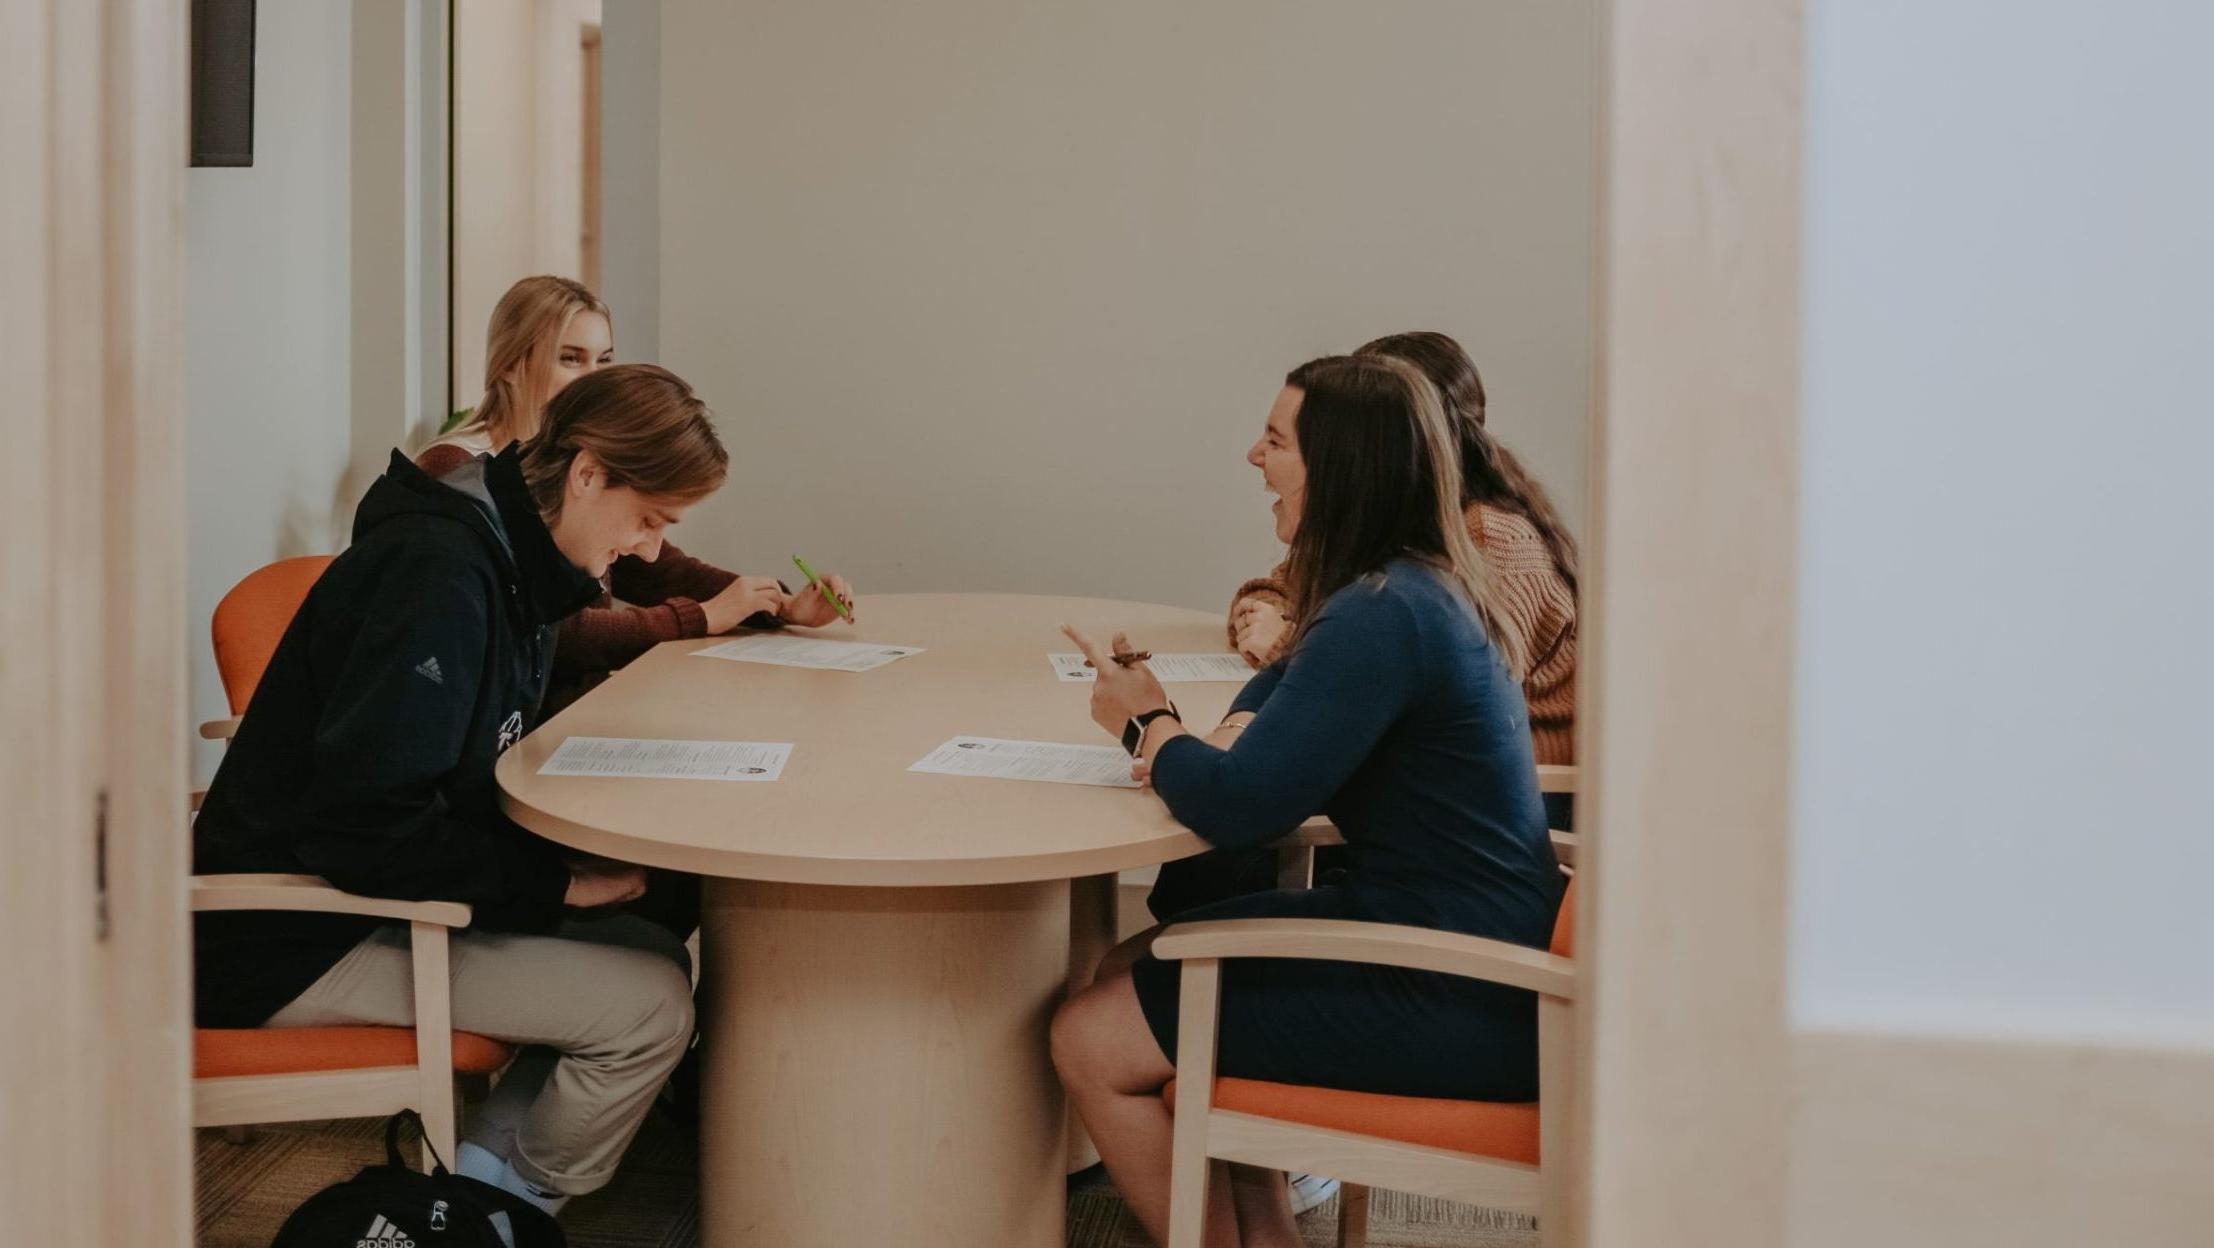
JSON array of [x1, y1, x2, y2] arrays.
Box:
[[1335, 1182, 1370, 1248], [1165, 1146, 1214, 1248], [419, 1086, 460, 1174], [1167, 959, 1223, 1248]]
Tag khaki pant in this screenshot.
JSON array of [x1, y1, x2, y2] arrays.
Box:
[[267, 914, 694, 1196]]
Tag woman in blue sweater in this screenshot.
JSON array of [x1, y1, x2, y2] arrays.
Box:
[[1054, 355, 1561, 1248]]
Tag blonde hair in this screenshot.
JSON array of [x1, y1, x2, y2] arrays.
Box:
[[461, 275, 612, 448], [520, 365, 729, 522]]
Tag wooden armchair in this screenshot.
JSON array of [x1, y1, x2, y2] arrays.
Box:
[[1154, 876, 1579, 1248], [191, 558, 509, 1169], [191, 875, 511, 1167]]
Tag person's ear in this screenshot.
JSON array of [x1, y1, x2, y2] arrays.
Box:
[[568, 449, 604, 498]]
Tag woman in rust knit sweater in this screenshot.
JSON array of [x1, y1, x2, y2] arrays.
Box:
[[420, 276, 856, 714]]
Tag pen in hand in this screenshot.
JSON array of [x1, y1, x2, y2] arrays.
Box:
[[790, 554, 854, 623]]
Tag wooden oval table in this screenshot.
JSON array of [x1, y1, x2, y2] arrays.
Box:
[[497, 593, 1243, 1248]]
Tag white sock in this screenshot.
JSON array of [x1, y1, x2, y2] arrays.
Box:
[[456, 1141, 507, 1185], [455, 1141, 569, 1235], [490, 1157, 570, 1217]]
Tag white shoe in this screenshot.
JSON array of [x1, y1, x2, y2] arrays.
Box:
[[1288, 1173, 1340, 1217]]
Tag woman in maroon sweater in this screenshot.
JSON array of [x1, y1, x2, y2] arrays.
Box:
[[420, 276, 856, 714]]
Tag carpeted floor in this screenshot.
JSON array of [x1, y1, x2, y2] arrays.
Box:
[[194, 1114, 1535, 1247]]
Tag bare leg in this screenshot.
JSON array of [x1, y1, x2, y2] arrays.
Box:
[[1094, 922, 1163, 985], [1228, 1163, 1302, 1248], [1052, 955, 1239, 1247]]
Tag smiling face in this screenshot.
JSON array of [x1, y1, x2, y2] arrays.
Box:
[[547, 450, 690, 578], [1245, 384, 1308, 544], [537, 309, 614, 409]]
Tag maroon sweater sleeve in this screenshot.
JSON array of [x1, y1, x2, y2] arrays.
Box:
[[608, 540, 737, 606], [552, 542, 739, 678]]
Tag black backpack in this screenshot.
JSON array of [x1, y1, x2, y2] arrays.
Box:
[[270, 1112, 565, 1248]]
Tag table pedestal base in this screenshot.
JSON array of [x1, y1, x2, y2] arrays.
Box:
[[699, 877, 1070, 1248]]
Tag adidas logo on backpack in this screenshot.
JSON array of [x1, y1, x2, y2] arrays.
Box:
[[275, 1111, 564, 1248], [356, 1215, 415, 1248]]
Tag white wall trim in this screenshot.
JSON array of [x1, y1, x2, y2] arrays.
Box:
[[350, 0, 437, 499]]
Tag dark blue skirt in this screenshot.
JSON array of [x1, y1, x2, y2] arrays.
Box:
[[1128, 882, 1540, 1102]]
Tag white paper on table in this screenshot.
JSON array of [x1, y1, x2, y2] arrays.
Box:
[[692, 634, 925, 672], [907, 736, 1141, 789], [539, 736, 793, 782], [1047, 652, 1255, 683]]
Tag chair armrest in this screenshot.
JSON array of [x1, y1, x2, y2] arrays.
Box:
[[190, 874, 472, 927], [1152, 917, 1575, 999], [1536, 764, 1577, 794], [1270, 817, 1344, 850], [1550, 829, 1578, 869], [1268, 824, 1577, 867], [199, 716, 242, 741]]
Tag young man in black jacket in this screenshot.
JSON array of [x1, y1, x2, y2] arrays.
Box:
[[194, 366, 730, 1224]]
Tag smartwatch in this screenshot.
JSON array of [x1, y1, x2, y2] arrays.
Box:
[[1122, 704, 1182, 757]]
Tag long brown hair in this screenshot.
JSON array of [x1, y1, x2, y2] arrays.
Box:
[[519, 365, 728, 521], [1280, 355, 1531, 677], [463, 275, 612, 448], [1356, 331, 1580, 591]]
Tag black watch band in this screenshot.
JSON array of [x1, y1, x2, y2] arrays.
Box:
[[1122, 704, 1181, 757]]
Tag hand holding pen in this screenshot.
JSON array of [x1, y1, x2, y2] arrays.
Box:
[[785, 554, 857, 627]]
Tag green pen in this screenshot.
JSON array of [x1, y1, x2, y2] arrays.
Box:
[[791, 554, 853, 622]]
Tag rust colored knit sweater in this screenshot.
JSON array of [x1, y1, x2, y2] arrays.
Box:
[[1226, 503, 1578, 765], [416, 441, 742, 711]]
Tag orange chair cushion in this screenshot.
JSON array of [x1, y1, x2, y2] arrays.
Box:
[[1164, 1076, 1540, 1165], [194, 1027, 513, 1079], [211, 555, 334, 715]]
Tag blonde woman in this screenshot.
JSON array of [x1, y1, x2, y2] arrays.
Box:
[[420, 276, 856, 717], [427, 275, 616, 458]]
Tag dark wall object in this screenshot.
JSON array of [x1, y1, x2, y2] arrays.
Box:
[[190, 0, 256, 167]]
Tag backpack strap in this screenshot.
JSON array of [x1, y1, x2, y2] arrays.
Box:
[[385, 1108, 451, 1176]]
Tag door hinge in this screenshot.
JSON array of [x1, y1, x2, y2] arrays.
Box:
[[94, 787, 111, 942]]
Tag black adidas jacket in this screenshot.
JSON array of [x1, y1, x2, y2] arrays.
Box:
[[193, 448, 603, 1026]]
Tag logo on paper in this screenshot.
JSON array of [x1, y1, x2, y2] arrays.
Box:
[[496, 710, 524, 752], [414, 656, 444, 685]]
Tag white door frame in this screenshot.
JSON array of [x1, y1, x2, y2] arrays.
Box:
[[1577, 1, 1803, 1244], [1, 0, 191, 1244]]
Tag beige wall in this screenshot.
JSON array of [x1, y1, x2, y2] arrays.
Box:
[[185, 0, 357, 783], [452, 0, 601, 410], [653, 0, 1595, 610]]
